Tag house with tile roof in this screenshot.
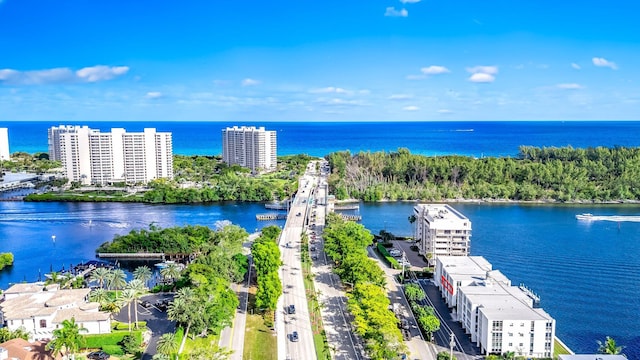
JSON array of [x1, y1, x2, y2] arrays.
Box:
[[0, 283, 111, 341]]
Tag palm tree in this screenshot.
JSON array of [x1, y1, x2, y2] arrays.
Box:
[[89, 288, 109, 306], [597, 336, 624, 355], [156, 332, 179, 360], [89, 267, 110, 289], [46, 317, 87, 359], [126, 279, 147, 329], [117, 288, 137, 332], [108, 268, 127, 297], [167, 287, 199, 354], [160, 263, 182, 289], [133, 265, 153, 287]]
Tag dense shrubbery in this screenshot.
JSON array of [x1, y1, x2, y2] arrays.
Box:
[[323, 213, 405, 359], [251, 225, 282, 311], [83, 330, 142, 349], [327, 146, 640, 202], [97, 224, 218, 254], [376, 243, 400, 270], [0, 253, 13, 270]]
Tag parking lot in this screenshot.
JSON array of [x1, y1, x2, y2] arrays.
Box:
[[386, 240, 429, 269]]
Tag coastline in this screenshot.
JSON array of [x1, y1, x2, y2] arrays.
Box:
[[335, 198, 640, 205]]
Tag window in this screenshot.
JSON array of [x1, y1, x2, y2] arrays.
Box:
[[40, 319, 46, 328], [508, 342, 513, 347]]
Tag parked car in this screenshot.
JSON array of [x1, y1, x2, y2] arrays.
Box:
[[87, 351, 110, 360], [287, 304, 296, 314], [410, 245, 419, 251], [389, 249, 402, 257], [310, 246, 316, 251], [290, 331, 299, 342], [140, 300, 152, 309]]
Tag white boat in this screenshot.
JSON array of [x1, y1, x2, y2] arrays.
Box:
[[575, 213, 593, 220], [154, 260, 184, 270]]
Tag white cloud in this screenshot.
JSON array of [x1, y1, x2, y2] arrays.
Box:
[[315, 97, 366, 106], [384, 7, 408, 17], [309, 86, 349, 94], [571, 63, 581, 70], [388, 94, 413, 100], [241, 78, 260, 86], [403, 105, 420, 111], [592, 57, 617, 70], [556, 83, 583, 90], [421, 65, 450, 75], [437, 109, 453, 114], [0, 65, 129, 85], [145, 91, 163, 99], [469, 73, 495, 83], [76, 65, 129, 82], [466, 65, 499, 75], [400, 0, 421, 3]]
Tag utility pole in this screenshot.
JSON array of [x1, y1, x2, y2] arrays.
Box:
[[401, 251, 407, 282], [449, 332, 455, 360]]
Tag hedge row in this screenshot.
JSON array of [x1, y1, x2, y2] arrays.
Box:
[[112, 321, 147, 331], [376, 243, 400, 269]]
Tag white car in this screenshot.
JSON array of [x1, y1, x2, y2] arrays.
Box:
[[389, 249, 402, 257]]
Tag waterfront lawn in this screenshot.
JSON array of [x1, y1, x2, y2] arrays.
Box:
[[181, 333, 219, 354], [554, 338, 572, 358], [244, 288, 277, 360]]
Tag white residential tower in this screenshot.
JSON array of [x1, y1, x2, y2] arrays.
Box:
[[222, 126, 277, 173]]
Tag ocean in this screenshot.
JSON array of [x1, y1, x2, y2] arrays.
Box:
[[4, 120, 640, 157]]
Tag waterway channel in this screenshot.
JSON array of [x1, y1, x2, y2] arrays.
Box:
[[0, 200, 639, 357]]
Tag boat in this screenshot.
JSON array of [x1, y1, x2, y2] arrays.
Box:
[[154, 260, 184, 270], [575, 213, 593, 220]]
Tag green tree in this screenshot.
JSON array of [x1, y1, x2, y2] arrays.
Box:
[[255, 271, 282, 311], [167, 288, 202, 354], [133, 265, 153, 287], [108, 269, 127, 296], [156, 332, 179, 360], [89, 267, 110, 289], [160, 263, 183, 289], [126, 279, 147, 329], [117, 288, 137, 332], [89, 288, 109, 307], [46, 318, 87, 359], [597, 336, 624, 355]]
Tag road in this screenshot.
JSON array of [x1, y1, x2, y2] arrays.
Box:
[[113, 293, 175, 360], [308, 162, 364, 360], [276, 166, 317, 360]]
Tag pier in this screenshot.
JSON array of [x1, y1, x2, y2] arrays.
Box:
[[265, 201, 290, 210], [256, 213, 288, 220], [97, 252, 166, 260], [334, 204, 360, 210]]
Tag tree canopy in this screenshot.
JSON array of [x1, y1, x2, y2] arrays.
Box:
[[327, 146, 640, 202]]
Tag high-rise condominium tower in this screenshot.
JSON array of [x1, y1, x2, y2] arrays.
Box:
[[222, 126, 277, 173], [48, 125, 173, 185]]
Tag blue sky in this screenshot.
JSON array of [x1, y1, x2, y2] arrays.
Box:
[[0, 0, 638, 121]]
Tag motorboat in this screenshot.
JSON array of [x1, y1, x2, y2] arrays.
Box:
[[575, 213, 593, 220]]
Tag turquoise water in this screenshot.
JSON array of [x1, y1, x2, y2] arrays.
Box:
[[5, 120, 640, 157], [1, 201, 639, 357]]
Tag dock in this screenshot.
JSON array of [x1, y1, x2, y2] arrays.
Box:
[[334, 204, 360, 210], [256, 213, 288, 220], [97, 252, 166, 260], [265, 201, 290, 210]]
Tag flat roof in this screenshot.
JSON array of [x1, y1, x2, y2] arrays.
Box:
[[415, 203, 470, 221], [559, 356, 627, 360], [479, 295, 553, 321], [438, 256, 492, 274]]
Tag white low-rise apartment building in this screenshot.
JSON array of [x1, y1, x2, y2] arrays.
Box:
[[0, 283, 111, 341], [222, 126, 277, 173], [48, 125, 173, 185], [0, 128, 9, 161], [435, 256, 555, 358], [413, 204, 472, 265], [435, 256, 510, 308]]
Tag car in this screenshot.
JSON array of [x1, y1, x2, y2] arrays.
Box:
[[389, 249, 402, 257], [287, 304, 296, 314], [296, 212, 301, 216], [87, 351, 110, 360], [311, 254, 318, 260], [140, 300, 152, 308], [310, 246, 316, 251], [286, 242, 291, 248], [290, 331, 299, 342], [410, 245, 419, 251]]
